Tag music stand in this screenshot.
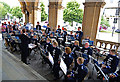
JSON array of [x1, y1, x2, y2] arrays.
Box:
[[60, 58, 67, 79], [94, 63, 108, 81]]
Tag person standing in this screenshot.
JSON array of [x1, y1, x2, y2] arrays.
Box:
[[45, 24, 51, 34], [19, 29, 30, 64], [52, 41, 61, 80], [12, 21, 18, 30], [75, 27, 83, 46], [36, 22, 41, 30], [7, 22, 12, 33], [1, 23, 6, 39], [56, 25, 61, 34], [4, 22, 8, 33]]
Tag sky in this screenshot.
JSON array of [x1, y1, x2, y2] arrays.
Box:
[[0, 0, 118, 8], [0, 0, 119, 9], [0, 0, 85, 8], [0, 0, 20, 7], [0, 0, 119, 16]]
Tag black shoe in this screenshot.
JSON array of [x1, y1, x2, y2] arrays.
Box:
[[53, 77, 59, 80], [49, 66, 52, 69], [26, 62, 30, 65], [51, 70, 54, 74]]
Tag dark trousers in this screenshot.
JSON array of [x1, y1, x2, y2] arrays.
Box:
[[21, 52, 27, 64], [53, 63, 60, 78], [43, 56, 52, 68], [94, 61, 115, 74], [102, 68, 115, 74], [109, 76, 120, 82], [21, 48, 29, 64]]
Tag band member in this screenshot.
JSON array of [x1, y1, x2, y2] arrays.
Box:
[[109, 69, 120, 82], [100, 49, 119, 74], [43, 38, 53, 68], [56, 25, 61, 34], [49, 32, 56, 40], [40, 31, 46, 45], [36, 22, 41, 30], [81, 42, 92, 56], [32, 34, 38, 45], [71, 40, 80, 70], [68, 31, 75, 42], [85, 36, 90, 42], [84, 36, 94, 46], [12, 21, 18, 30], [66, 57, 88, 82], [52, 41, 61, 80], [45, 24, 51, 34], [75, 27, 83, 45], [61, 28, 67, 46], [19, 29, 30, 64], [62, 47, 74, 69], [81, 42, 92, 65], [94, 49, 119, 79]]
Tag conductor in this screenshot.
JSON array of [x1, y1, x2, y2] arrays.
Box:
[[19, 29, 30, 64]]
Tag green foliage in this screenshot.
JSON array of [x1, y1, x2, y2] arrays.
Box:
[[0, 2, 10, 19], [40, 2, 48, 22], [0, 2, 10, 11], [63, 1, 83, 24], [100, 15, 110, 27], [10, 7, 23, 19]]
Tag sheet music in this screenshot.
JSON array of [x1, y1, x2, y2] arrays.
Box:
[[48, 52, 54, 65], [28, 44, 37, 49], [60, 58, 67, 75]]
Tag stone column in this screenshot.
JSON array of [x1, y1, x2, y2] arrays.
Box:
[[34, 7, 41, 26], [25, 12, 29, 23], [29, 9, 34, 26], [48, 2, 62, 31], [20, 2, 29, 24], [27, 2, 41, 28], [82, 1, 106, 44]]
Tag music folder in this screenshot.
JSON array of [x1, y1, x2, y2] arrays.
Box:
[[48, 52, 54, 65], [60, 58, 67, 75]]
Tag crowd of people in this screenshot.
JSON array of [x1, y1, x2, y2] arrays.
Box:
[[1, 21, 120, 82]]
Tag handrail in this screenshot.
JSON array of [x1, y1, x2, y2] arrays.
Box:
[[96, 39, 120, 52]]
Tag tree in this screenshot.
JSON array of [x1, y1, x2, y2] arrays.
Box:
[[0, 2, 10, 11], [63, 1, 83, 25], [10, 6, 23, 20], [100, 15, 110, 27], [0, 2, 10, 19], [40, 2, 48, 22]]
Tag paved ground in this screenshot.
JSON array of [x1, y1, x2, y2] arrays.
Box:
[[2, 50, 47, 81], [1, 43, 47, 81], [97, 32, 120, 43]]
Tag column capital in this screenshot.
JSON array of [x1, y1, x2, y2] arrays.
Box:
[[83, 2, 106, 8], [49, 2, 63, 9]]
